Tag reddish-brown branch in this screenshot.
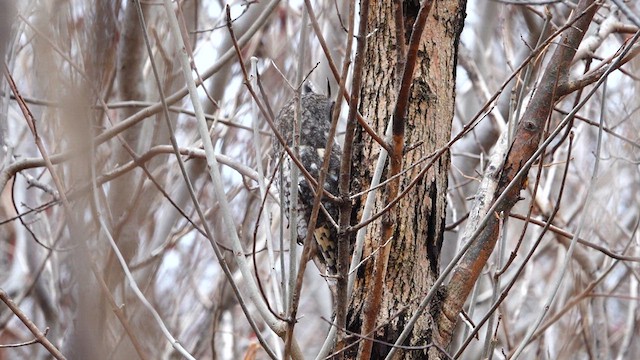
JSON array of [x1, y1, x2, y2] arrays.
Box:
[[454, 133, 574, 357], [393, 0, 406, 85], [438, 0, 600, 346]]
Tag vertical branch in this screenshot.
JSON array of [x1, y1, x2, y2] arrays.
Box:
[[335, 0, 370, 356], [4, 60, 98, 358], [283, 5, 310, 359], [393, 0, 406, 79], [286, 0, 357, 357], [285, 0, 309, 320]]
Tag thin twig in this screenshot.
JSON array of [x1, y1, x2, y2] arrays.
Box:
[[303, 0, 389, 151], [159, 1, 282, 358], [0, 289, 65, 359], [286, 0, 356, 355], [391, 2, 621, 350], [454, 132, 574, 358], [334, 0, 368, 356], [164, 0, 292, 358]]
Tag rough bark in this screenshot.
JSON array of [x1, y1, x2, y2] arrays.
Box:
[[347, 1, 466, 359]]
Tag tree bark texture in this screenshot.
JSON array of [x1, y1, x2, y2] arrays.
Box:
[[347, 1, 466, 359]]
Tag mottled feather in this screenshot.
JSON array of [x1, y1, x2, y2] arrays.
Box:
[[274, 90, 341, 274]]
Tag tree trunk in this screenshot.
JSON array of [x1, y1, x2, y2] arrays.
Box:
[[347, 1, 466, 359]]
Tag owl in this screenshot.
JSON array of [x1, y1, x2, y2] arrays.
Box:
[[274, 87, 342, 275]]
